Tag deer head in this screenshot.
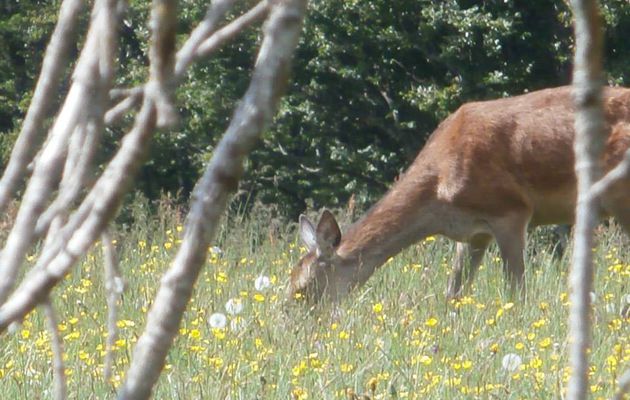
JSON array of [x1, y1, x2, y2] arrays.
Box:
[[287, 210, 354, 303]]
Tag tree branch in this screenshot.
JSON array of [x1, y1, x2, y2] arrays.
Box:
[[43, 299, 67, 400], [566, 1, 605, 399], [0, 0, 85, 214], [118, 1, 307, 398], [174, 0, 238, 77], [147, 0, 178, 127], [193, 0, 271, 61], [102, 229, 124, 382], [0, 0, 120, 306], [587, 147, 630, 202], [0, 98, 156, 332], [105, 0, 270, 122]]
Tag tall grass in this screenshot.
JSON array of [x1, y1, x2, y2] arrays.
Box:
[[0, 202, 628, 399]]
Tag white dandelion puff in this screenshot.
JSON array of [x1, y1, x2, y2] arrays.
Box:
[[501, 353, 522, 372], [225, 298, 244, 315], [255, 275, 272, 291], [208, 312, 227, 329]]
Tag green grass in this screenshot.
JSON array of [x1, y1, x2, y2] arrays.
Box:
[[0, 206, 628, 399]]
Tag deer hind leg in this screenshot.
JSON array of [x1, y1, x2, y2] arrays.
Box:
[[446, 234, 491, 299], [490, 212, 531, 295]]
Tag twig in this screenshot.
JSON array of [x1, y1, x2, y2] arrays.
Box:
[[0, 0, 85, 214], [587, 147, 630, 202], [147, 0, 178, 127], [35, 116, 101, 238], [174, 0, 238, 77], [105, 0, 270, 125], [193, 0, 270, 63], [43, 299, 67, 400], [104, 0, 239, 124], [102, 229, 124, 382], [110, 86, 145, 101], [0, 97, 157, 333], [118, 1, 307, 398], [105, 93, 144, 125], [0, 0, 120, 305]]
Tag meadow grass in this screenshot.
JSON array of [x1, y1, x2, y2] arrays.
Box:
[[0, 205, 628, 399]]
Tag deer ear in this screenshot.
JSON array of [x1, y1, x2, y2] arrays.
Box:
[[316, 209, 342, 257], [299, 214, 318, 252]]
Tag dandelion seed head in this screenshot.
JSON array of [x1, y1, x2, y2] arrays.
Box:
[[255, 275, 271, 291], [112, 277, 125, 294], [208, 312, 227, 329], [225, 298, 244, 315], [502, 353, 522, 372]]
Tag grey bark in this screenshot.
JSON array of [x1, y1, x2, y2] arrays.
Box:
[[0, 0, 307, 398], [0, 0, 120, 305], [118, 1, 307, 398], [0, 0, 84, 214], [567, 1, 605, 399]]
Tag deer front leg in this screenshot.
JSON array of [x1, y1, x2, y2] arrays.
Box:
[[491, 213, 530, 295], [446, 234, 491, 300]]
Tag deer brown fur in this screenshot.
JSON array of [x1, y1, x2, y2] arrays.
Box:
[[288, 86, 630, 303]]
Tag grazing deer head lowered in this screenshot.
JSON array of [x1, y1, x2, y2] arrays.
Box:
[[288, 86, 630, 303]]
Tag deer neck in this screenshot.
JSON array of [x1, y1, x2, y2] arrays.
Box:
[[336, 174, 439, 286]]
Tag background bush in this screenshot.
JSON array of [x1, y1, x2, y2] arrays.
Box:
[[1, 0, 629, 218]]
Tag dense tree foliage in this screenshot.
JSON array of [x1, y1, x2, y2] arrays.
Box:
[[1, 0, 629, 218]]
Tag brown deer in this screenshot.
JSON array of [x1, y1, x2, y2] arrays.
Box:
[[288, 86, 630, 303]]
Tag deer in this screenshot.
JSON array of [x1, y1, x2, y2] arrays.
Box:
[[287, 86, 630, 303]]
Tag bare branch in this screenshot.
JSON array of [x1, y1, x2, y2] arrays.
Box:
[[147, 0, 178, 127], [102, 229, 124, 382], [35, 116, 102, 238], [110, 86, 145, 101], [105, 0, 239, 123], [0, 0, 121, 305], [587, 147, 630, 201], [174, 0, 238, 77], [106, 0, 270, 122], [118, 1, 307, 398], [0, 99, 157, 332], [0, 0, 85, 214], [105, 93, 144, 125], [43, 299, 67, 400], [193, 1, 271, 63], [566, 1, 605, 399]]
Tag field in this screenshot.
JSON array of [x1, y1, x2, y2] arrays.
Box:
[[0, 204, 628, 399]]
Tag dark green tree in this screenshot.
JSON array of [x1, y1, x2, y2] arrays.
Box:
[[1, 0, 629, 218]]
